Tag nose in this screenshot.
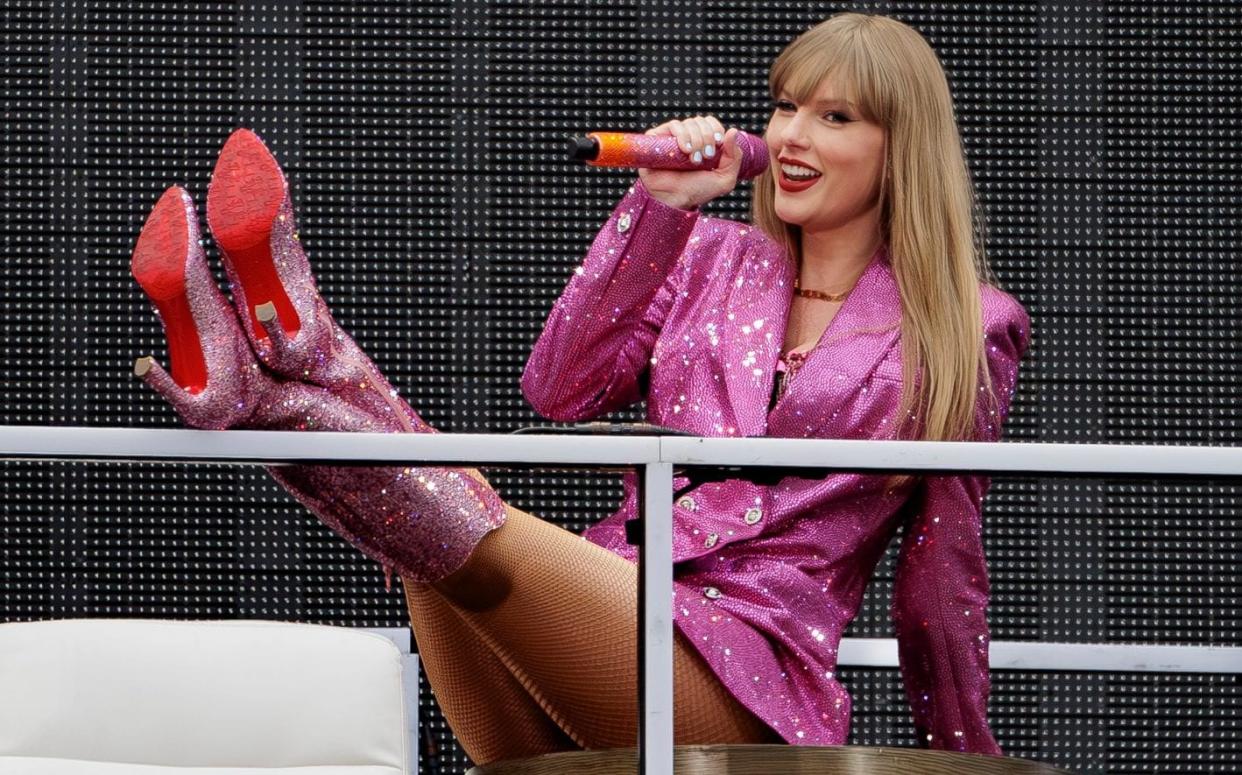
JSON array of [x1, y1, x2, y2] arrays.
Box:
[[777, 110, 810, 151]]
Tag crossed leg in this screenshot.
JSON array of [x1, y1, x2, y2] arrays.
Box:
[[406, 505, 778, 763], [130, 130, 778, 765], [405, 581, 576, 763]]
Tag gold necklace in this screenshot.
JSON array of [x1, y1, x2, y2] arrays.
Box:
[[792, 276, 849, 303]]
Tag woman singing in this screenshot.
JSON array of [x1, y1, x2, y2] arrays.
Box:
[[130, 12, 1027, 764]]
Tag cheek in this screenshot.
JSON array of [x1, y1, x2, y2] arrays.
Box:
[[833, 171, 882, 214], [831, 139, 881, 172], [763, 118, 782, 155], [859, 145, 887, 202], [831, 140, 885, 200], [866, 143, 886, 182], [861, 134, 887, 182]]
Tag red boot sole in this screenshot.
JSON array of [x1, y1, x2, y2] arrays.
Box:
[[131, 187, 208, 394], [208, 128, 301, 337]]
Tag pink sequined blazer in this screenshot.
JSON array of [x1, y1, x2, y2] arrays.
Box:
[[521, 180, 1030, 754]]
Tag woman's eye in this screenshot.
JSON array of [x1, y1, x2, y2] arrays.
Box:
[[774, 99, 796, 112], [823, 112, 851, 124]]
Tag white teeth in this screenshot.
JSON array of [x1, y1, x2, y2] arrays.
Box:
[[781, 163, 821, 180]]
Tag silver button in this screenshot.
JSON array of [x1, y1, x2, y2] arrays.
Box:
[[676, 496, 696, 511], [703, 532, 719, 548], [617, 212, 632, 233], [703, 586, 722, 600], [744, 507, 763, 525]]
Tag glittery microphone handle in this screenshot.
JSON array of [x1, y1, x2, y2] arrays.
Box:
[[581, 131, 769, 180]]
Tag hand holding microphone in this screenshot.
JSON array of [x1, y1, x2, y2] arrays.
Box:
[[570, 116, 768, 210]]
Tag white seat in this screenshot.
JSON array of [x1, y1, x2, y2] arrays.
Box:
[[0, 619, 411, 775]]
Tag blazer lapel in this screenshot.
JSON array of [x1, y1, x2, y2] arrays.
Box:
[[717, 235, 794, 437], [767, 251, 903, 437]]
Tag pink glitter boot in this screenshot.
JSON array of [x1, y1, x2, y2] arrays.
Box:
[[131, 186, 285, 430], [131, 186, 505, 582], [268, 465, 507, 582], [205, 128, 423, 432]]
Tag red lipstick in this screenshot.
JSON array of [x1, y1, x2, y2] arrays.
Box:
[[776, 156, 822, 193]]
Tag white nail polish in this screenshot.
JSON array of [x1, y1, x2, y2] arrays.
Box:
[[705, 145, 716, 158], [714, 132, 724, 143], [692, 150, 703, 164]]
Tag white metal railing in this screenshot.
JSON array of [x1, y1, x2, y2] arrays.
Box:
[[2, 426, 1241, 775]]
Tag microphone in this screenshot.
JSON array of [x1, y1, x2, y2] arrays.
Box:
[[569, 130, 769, 180]]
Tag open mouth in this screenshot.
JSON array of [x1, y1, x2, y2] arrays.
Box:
[[779, 161, 822, 182], [777, 157, 822, 191]]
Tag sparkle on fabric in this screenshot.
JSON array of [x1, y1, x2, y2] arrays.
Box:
[[521, 179, 1030, 754], [136, 160, 505, 584]]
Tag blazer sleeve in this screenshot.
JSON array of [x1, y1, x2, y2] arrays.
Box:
[[521, 179, 699, 421], [891, 290, 1030, 755]]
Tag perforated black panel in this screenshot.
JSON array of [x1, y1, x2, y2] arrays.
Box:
[[1, 2, 1238, 773]]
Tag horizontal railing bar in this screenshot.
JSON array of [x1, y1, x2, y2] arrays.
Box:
[[1, 427, 1241, 478], [661, 436, 1242, 478], [838, 638, 1242, 674], [2, 425, 1238, 678], [0, 426, 659, 467]]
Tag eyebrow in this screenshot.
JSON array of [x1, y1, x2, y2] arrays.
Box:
[[813, 98, 857, 110], [777, 92, 857, 111]]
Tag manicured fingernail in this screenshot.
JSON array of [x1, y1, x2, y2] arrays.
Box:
[[692, 150, 703, 164], [684, 142, 693, 152], [704, 144, 716, 158], [714, 132, 724, 143]]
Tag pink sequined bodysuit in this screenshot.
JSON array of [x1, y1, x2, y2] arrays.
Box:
[[521, 180, 1030, 753]]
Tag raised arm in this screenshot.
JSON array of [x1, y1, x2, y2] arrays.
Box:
[[520, 179, 698, 421], [523, 119, 745, 421]]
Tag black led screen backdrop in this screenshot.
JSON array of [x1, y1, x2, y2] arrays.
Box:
[[1, 2, 1238, 773]]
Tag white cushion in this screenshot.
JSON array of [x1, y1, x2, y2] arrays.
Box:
[[0, 620, 406, 773]]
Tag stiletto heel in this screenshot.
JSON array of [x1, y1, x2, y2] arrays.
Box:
[[131, 188, 209, 394], [133, 354, 183, 405], [206, 128, 423, 431], [131, 186, 269, 429], [206, 128, 300, 340], [253, 301, 300, 368], [132, 182, 506, 584]]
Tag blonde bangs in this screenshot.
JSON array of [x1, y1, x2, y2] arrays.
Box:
[[767, 24, 886, 125], [752, 13, 998, 445], [754, 17, 889, 266]]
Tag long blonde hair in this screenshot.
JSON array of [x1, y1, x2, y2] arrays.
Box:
[[752, 13, 995, 442]]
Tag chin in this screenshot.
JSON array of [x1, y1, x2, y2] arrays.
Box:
[[773, 203, 811, 229]]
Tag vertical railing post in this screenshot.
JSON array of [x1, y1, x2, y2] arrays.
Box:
[[637, 460, 674, 775]]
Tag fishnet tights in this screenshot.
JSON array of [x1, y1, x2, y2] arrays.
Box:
[[405, 582, 576, 763], [403, 505, 777, 765]]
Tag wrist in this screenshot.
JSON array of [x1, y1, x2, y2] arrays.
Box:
[[653, 191, 699, 211]]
